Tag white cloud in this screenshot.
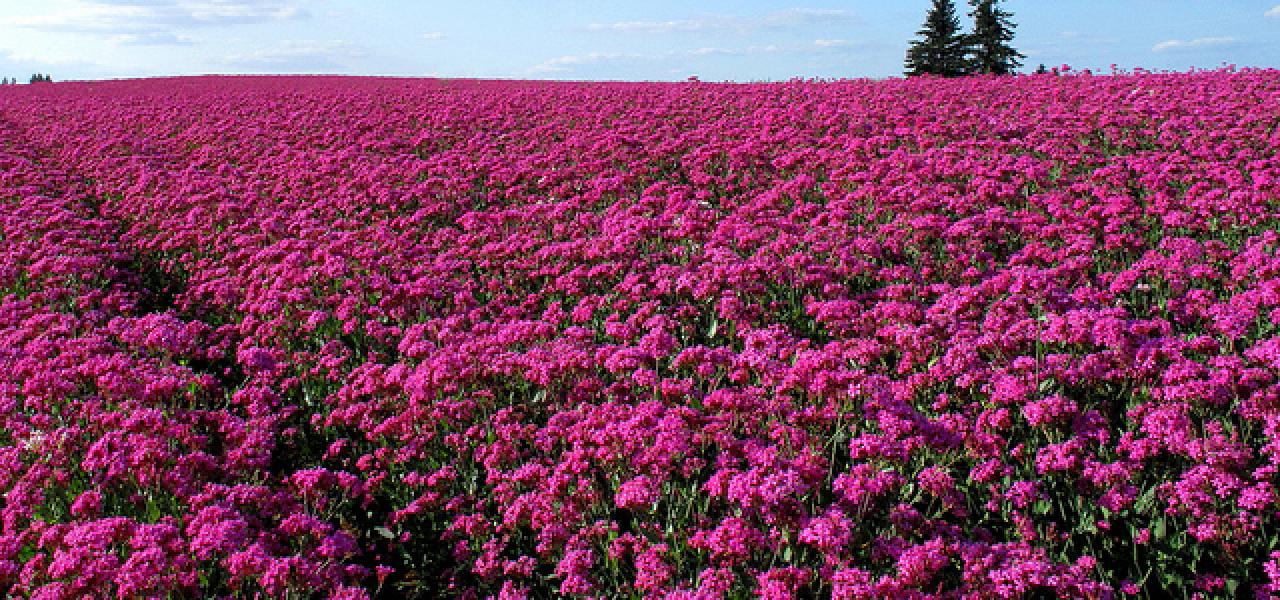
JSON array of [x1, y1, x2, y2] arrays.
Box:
[[422, 32, 444, 41], [181, 1, 302, 22], [765, 8, 857, 26], [111, 32, 195, 45], [223, 40, 365, 72], [0, 47, 113, 81], [690, 47, 740, 56], [586, 8, 855, 34], [1266, 5, 1280, 17], [529, 43, 823, 75], [8, 4, 154, 33], [6, 0, 305, 42], [813, 39, 850, 48], [529, 51, 639, 74], [0, 48, 100, 67], [591, 20, 691, 34], [1152, 36, 1238, 52]]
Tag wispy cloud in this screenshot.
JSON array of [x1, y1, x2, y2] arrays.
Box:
[[0, 47, 113, 80], [528, 51, 642, 74], [223, 40, 365, 72], [528, 42, 845, 76], [689, 47, 740, 56], [422, 32, 444, 41], [111, 32, 195, 46], [588, 20, 691, 34], [585, 8, 856, 34], [813, 39, 850, 48], [1152, 36, 1238, 52], [1267, 5, 1280, 18], [6, 0, 305, 43], [0, 48, 103, 67]]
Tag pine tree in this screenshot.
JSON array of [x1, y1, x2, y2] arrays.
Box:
[[905, 0, 970, 77], [968, 0, 1023, 75]]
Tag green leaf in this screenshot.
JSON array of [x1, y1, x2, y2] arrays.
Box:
[[1135, 486, 1157, 514]]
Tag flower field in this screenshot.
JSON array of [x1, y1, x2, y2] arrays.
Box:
[[2, 70, 1280, 598]]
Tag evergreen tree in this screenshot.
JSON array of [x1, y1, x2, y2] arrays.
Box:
[[967, 0, 1023, 75], [905, 0, 970, 77]]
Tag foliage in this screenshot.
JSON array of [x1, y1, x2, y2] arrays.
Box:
[[1, 70, 1280, 598], [967, 0, 1024, 75], [905, 0, 971, 77]]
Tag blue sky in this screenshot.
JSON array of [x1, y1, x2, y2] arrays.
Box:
[[0, 1, 1277, 81]]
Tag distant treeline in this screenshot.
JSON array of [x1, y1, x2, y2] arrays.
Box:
[[0, 74, 54, 85]]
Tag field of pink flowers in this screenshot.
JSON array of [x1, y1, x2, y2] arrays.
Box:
[[1, 70, 1279, 598]]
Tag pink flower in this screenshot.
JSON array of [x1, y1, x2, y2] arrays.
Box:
[[689, 518, 765, 563], [799, 509, 854, 553], [69, 491, 103, 519], [554, 549, 595, 595], [897, 539, 949, 587], [615, 476, 660, 511]]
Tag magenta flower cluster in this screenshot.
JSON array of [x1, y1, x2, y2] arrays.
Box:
[[2, 69, 1280, 598]]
